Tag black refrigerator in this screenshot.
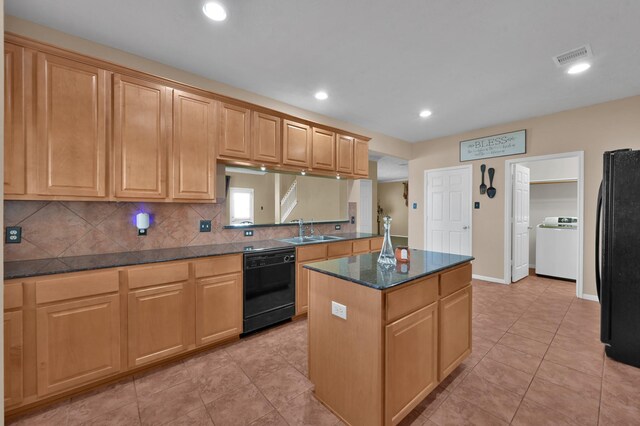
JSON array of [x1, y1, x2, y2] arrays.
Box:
[[597, 149, 640, 368]]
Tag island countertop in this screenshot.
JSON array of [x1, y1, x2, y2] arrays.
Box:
[[304, 249, 474, 290]]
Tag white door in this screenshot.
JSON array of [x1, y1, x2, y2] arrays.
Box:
[[359, 179, 373, 233], [425, 167, 472, 255], [511, 164, 530, 282]]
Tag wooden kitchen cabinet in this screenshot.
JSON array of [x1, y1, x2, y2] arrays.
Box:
[[283, 119, 312, 168], [4, 282, 24, 408], [336, 134, 354, 175], [311, 127, 336, 171], [385, 302, 438, 426], [295, 244, 328, 315], [195, 273, 242, 346], [4, 42, 26, 195], [438, 285, 472, 380], [218, 102, 251, 160], [35, 52, 109, 197], [252, 111, 281, 164], [127, 262, 191, 367], [354, 138, 369, 177], [172, 89, 217, 200], [113, 74, 170, 199]]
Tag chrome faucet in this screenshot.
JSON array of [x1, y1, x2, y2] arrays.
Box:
[[298, 219, 304, 238], [309, 218, 315, 237]]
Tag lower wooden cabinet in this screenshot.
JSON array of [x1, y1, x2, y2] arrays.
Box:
[[128, 282, 190, 367], [438, 285, 472, 380], [196, 273, 242, 346], [36, 294, 121, 396], [4, 310, 23, 407], [296, 262, 312, 315], [385, 302, 438, 426]]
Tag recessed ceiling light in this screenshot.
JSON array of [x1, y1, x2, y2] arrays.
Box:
[[203, 2, 227, 21], [567, 62, 590, 74], [419, 110, 432, 118], [314, 91, 328, 100]]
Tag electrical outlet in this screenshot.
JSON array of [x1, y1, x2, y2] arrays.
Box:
[[350, 216, 355, 224], [244, 230, 254, 237], [412, 202, 417, 209], [5, 226, 22, 244], [335, 224, 341, 230], [331, 301, 347, 320], [138, 229, 147, 236], [200, 220, 212, 232]]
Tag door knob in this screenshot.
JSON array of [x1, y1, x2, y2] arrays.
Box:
[[463, 226, 469, 230]]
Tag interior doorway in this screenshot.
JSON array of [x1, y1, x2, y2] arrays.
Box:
[[424, 165, 473, 256], [504, 151, 586, 299]]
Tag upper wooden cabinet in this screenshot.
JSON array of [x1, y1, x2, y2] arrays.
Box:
[[4, 43, 26, 195], [354, 138, 369, 177], [251, 111, 281, 164], [113, 74, 169, 199], [36, 52, 109, 197], [218, 102, 251, 160], [172, 89, 217, 200], [283, 119, 312, 168], [336, 135, 354, 175], [312, 128, 336, 171]]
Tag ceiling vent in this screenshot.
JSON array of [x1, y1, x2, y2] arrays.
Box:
[[553, 44, 593, 67]]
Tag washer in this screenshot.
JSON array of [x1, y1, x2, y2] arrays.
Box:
[[535, 217, 578, 280]]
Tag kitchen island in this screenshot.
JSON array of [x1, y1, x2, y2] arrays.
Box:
[[305, 250, 474, 426]]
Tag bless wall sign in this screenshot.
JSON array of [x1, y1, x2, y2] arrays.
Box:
[[460, 129, 526, 162]]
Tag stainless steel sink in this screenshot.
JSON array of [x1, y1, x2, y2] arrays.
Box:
[[279, 235, 344, 244]]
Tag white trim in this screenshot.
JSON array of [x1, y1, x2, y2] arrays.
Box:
[[580, 293, 599, 302], [472, 274, 507, 284], [529, 264, 536, 268], [503, 151, 585, 300], [423, 164, 473, 254]]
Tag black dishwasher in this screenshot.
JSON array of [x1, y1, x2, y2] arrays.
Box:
[[243, 248, 296, 333]]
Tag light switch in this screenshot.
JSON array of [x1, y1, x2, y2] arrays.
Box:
[[331, 301, 347, 320]]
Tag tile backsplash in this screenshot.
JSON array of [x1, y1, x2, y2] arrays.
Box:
[[4, 201, 357, 262]]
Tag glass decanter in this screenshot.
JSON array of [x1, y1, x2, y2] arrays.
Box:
[[377, 216, 396, 268]]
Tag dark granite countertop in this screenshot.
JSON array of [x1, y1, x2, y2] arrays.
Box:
[[4, 233, 380, 280], [304, 249, 474, 290]]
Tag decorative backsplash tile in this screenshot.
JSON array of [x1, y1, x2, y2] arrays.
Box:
[[4, 201, 357, 262]]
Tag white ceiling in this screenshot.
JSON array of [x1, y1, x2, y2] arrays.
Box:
[[7, 0, 640, 143], [373, 155, 408, 183]]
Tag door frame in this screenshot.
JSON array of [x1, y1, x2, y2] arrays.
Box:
[[423, 165, 473, 254], [503, 151, 586, 299]]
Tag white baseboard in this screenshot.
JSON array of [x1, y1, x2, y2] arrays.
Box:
[[472, 274, 507, 285], [580, 293, 599, 302], [529, 264, 536, 268]]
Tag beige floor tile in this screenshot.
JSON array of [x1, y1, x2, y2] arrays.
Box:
[[249, 410, 289, 426], [485, 344, 542, 375], [535, 360, 601, 401], [498, 332, 549, 358], [511, 398, 576, 426], [138, 381, 204, 426], [430, 393, 508, 426], [452, 372, 522, 422], [206, 383, 274, 426], [253, 365, 314, 409], [524, 378, 599, 426], [68, 378, 137, 426], [163, 407, 214, 426], [192, 362, 252, 404], [134, 361, 191, 398], [508, 322, 555, 344], [472, 357, 534, 396], [78, 402, 140, 426], [277, 390, 339, 426]]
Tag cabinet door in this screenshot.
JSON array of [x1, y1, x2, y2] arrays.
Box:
[[296, 262, 311, 315], [113, 74, 169, 199], [36, 52, 108, 197], [283, 119, 311, 168], [311, 128, 336, 171], [336, 135, 354, 175], [219, 102, 251, 160], [172, 89, 216, 200], [36, 294, 120, 396], [4, 310, 23, 407], [354, 139, 369, 177], [251, 111, 281, 164], [196, 273, 242, 346], [128, 282, 190, 367], [438, 285, 472, 380], [4, 43, 26, 195], [385, 302, 438, 426]]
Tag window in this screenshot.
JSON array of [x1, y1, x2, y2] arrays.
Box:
[[229, 187, 254, 225]]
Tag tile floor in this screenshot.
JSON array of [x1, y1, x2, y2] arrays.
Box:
[[8, 275, 640, 426]]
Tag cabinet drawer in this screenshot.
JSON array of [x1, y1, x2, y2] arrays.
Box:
[[327, 241, 352, 259], [352, 239, 370, 254], [439, 263, 472, 298], [128, 262, 189, 289], [194, 255, 242, 278], [386, 275, 438, 323], [4, 282, 23, 309], [35, 270, 119, 304], [370, 237, 383, 251], [297, 244, 327, 262]]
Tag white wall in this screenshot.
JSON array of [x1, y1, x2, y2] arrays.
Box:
[[529, 182, 578, 266], [521, 157, 579, 182]]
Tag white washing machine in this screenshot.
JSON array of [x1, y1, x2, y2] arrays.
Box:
[[535, 217, 578, 280]]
